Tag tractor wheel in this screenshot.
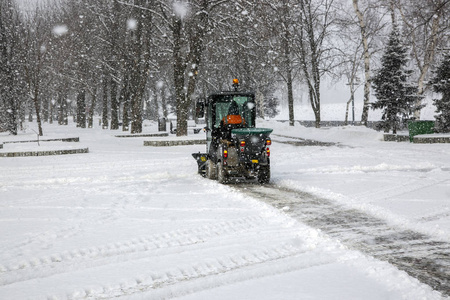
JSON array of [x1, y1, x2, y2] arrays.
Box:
[[198, 163, 206, 177], [206, 160, 217, 180], [217, 162, 227, 184], [257, 164, 270, 184]]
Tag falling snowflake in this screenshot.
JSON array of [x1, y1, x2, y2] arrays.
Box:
[[52, 25, 68, 37], [173, 1, 189, 19], [127, 18, 137, 31]]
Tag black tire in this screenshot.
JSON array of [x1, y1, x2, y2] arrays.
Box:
[[198, 163, 206, 177], [257, 164, 270, 184], [206, 160, 217, 180], [217, 162, 227, 184]]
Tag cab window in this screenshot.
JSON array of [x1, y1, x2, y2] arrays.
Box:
[[213, 96, 254, 128]]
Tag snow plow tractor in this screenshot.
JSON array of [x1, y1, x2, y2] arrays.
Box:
[[192, 79, 273, 184]]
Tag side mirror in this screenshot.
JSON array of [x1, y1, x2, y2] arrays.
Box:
[[196, 98, 205, 118]]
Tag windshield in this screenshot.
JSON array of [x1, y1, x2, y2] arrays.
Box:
[[213, 96, 255, 128]]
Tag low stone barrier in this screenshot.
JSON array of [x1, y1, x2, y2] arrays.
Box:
[[3, 137, 80, 144], [144, 140, 206, 147], [0, 148, 89, 157], [413, 135, 450, 144], [115, 133, 169, 138], [383, 134, 410, 142]]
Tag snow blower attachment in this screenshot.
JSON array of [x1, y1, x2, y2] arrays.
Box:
[[192, 79, 273, 184]]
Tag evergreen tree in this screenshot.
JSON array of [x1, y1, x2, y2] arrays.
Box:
[[372, 25, 422, 134], [430, 54, 450, 133]]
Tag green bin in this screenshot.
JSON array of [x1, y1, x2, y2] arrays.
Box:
[[407, 121, 435, 142]]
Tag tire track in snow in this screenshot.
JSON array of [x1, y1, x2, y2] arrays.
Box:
[[0, 175, 191, 255], [0, 171, 178, 191], [418, 210, 450, 223], [0, 204, 121, 257], [0, 216, 266, 286], [53, 243, 332, 300], [236, 184, 450, 297], [0, 158, 182, 191]]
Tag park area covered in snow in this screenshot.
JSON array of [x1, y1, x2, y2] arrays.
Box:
[[0, 117, 449, 299]]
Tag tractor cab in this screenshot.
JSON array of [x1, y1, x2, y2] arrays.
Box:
[[204, 92, 256, 155]]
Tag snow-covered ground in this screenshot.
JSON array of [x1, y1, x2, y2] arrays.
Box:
[[0, 117, 448, 299]]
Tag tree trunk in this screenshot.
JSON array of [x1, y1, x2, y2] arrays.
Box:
[[8, 97, 18, 135], [150, 83, 159, 121], [173, 15, 187, 136], [33, 87, 43, 136], [49, 101, 53, 124], [76, 89, 86, 128], [310, 54, 321, 129], [121, 76, 130, 132], [284, 28, 295, 126], [88, 86, 97, 128], [130, 92, 143, 134], [110, 0, 120, 129], [185, 0, 209, 129], [102, 72, 109, 129], [309, 87, 321, 128], [161, 85, 168, 119], [129, 1, 151, 134], [42, 97, 49, 123], [110, 77, 119, 130], [63, 91, 68, 125], [345, 96, 352, 125], [414, 12, 440, 119], [353, 0, 371, 126], [58, 89, 64, 125], [57, 87, 68, 126], [287, 69, 294, 126]]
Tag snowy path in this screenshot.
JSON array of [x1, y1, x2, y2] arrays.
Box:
[[237, 184, 450, 296]]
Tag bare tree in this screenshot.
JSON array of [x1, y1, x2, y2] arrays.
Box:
[[396, 0, 450, 119], [22, 6, 55, 136], [352, 0, 372, 125], [259, 0, 297, 126], [294, 0, 336, 128], [167, 0, 212, 136], [127, 0, 153, 134], [0, 0, 27, 135]]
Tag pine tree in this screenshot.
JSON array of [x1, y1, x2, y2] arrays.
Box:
[[430, 54, 450, 133], [372, 25, 422, 134]]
